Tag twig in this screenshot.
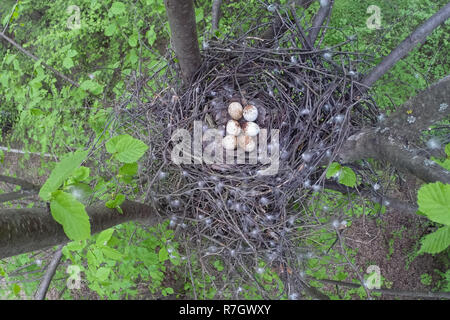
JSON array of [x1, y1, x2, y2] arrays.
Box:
[[34, 245, 64, 300], [0, 32, 79, 87], [361, 2, 450, 88], [316, 278, 450, 299], [2, 0, 19, 34]]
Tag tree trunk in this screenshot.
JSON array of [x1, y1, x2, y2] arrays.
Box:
[[164, 0, 202, 84], [0, 200, 159, 259]]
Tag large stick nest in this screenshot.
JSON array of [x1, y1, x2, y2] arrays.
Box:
[[115, 3, 382, 298]]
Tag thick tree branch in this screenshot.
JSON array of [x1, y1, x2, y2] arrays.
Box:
[[383, 75, 450, 139], [211, 0, 223, 32], [339, 75, 450, 185], [308, 0, 334, 45], [324, 181, 420, 217], [361, 2, 450, 88], [0, 200, 160, 259], [164, 0, 202, 83], [0, 175, 40, 191], [339, 129, 450, 184], [316, 278, 450, 299], [0, 191, 35, 203]]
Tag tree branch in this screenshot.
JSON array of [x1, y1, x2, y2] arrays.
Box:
[[338, 129, 450, 184], [164, 0, 202, 83], [34, 245, 64, 300], [361, 2, 450, 88], [324, 181, 420, 217], [0, 32, 79, 88], [0, 191, 35, 203], [316, 278, 450, 299], [308, 0, 334, 45], [0, 175, 40, 191], [339, 75, 450, 185], [383, 75, 450, 140], [0, 200, 160, 259], [260, 0, 313, 45], [211, 0, 223, 32]]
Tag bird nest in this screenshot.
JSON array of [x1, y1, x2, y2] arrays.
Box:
[[119, 4, 381, 298]]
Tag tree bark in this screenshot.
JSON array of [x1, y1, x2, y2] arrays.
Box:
[[34, 245, 63, 300], [211, 0, 223, 32], [383, 75, 450, 140], [164, 0, 202, 84], [361, 2, 450, 88], [316, 278, 450, 299], [0, 200, 159, 260], [339, 129, 450, 184], [308, 0, 334, 45], [339, 76, 450, 184]]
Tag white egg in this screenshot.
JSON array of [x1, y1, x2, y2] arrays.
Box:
[[237, 135, 256, 152], [222, 135, 237, 150], [226, 120, 242, 136], [228, 102, 243, 120], [242, 122, 260, 136], [243, 105, 258, 122]]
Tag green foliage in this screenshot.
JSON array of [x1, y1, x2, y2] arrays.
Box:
[[326, 162, 357, 187], [417, 182, 450, 254], [50, 191, 91, 241], [432, 143, 450, 171], [60, 220, 181, 299], [39, 150, 89, 201], [106, 134, 149, 163]]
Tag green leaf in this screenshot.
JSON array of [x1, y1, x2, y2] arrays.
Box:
[[65, 183, 93, 204], [67, 49, 78, 58], [39, 150, 89, 201], [12, 284, 21, 296], [105, 194, 125, 209], [339, 167, 357, 187], [419, 226, 450, 254], [63, 57, 74, 69], [80, 80, 103, 95], [72, 166, 90, 182], [146, 26, 157, 46], [102, 247, 123, 260], [104, 23, 117, 37], [119, 162, 138, 176], [159, 247, 169, 262], [96, 267, 111, 281], [106, 134, 148, 163], [128, 32, 138, 47], [417, 182, 450, 225], [109, 2, 126, 15], [50, 191, 91, 241], [96, 228, 115, 246], [326, 162, 341, 179], [445, 144, 450, 157]]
